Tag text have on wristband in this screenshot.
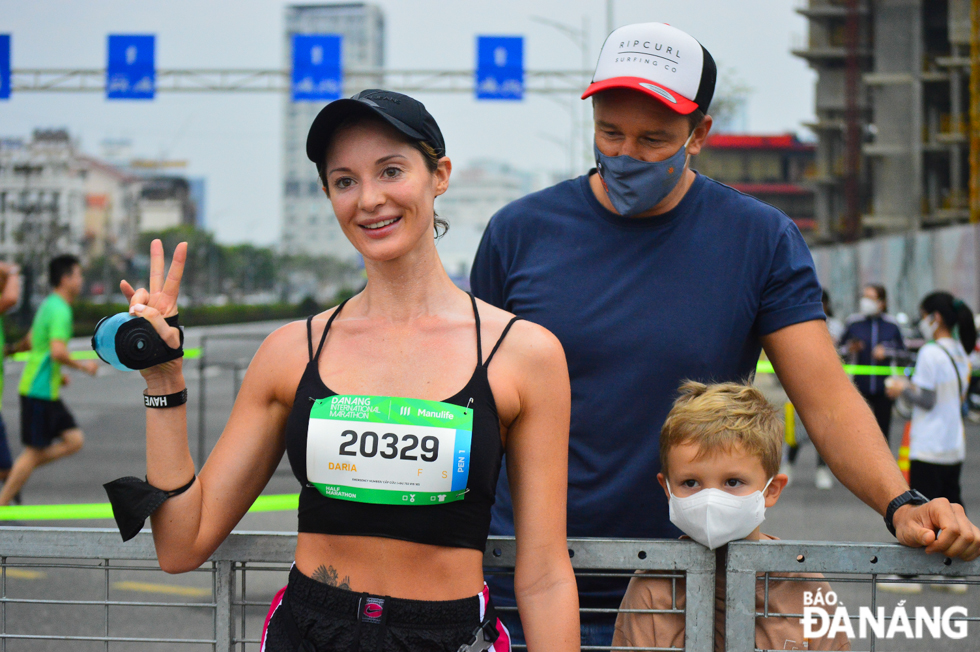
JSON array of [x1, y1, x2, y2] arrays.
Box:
[[143, 388, 188, 409]]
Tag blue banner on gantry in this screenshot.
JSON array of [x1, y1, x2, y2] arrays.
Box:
[[0, 35, 10, 100], [292, 34, 342, 102], [476, 36, 524, 101], [106, 35, 155, 100]]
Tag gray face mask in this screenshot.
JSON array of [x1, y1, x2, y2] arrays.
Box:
[[594, 131, 693, 217]]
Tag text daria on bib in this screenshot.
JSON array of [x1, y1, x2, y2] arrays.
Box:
[[307, 395, 473, 505]]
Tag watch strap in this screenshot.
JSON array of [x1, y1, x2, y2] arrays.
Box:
[[884, 489, 929, 537]]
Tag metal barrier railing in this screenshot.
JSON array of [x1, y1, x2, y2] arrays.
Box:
[[0, 528, 977, 651], [725, 540, 980, 652], [195, 333, 266, 469]]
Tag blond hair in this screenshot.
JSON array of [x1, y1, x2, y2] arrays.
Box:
[[660, 381, 782, 479]]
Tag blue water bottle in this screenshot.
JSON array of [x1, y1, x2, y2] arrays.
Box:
[[91, 312, 184, 371]]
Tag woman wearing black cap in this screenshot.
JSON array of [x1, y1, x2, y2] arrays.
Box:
[[109, 90, 579, 651]]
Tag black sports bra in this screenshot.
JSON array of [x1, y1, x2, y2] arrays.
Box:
[[284, 294, 520, 550]]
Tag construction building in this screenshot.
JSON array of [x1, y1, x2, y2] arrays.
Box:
[[695, 134, 817, 233], [794, 0, 974, 241], [281, 3, 385, 258]]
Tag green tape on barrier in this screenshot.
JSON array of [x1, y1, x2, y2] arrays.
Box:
[[756, 361, 916, 376], [0, 502, 115, 521], [248, 493, 300, 513], [9, 348, 201, 363], [0, 492, 299, 521]]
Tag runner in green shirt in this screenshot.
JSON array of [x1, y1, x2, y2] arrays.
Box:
[[0, 255, 97, 506]]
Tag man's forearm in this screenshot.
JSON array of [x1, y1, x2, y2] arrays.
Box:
[[800, 382, 908, 515]]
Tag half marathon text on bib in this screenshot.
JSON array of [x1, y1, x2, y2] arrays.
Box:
[[307, 395, 473, 505]]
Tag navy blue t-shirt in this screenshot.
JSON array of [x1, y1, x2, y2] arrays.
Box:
[[470, 171, 824, 614]]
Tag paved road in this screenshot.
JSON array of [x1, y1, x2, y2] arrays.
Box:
[[0, 320, 976, 649]]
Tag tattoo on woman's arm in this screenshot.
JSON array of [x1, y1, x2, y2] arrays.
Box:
[[311, 565, 351, 589]]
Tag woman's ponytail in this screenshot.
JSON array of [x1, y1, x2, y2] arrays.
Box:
[[921, 291, 977, 352], [954, 299, 977, 352]]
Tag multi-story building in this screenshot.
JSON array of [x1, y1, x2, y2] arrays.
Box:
[[794, 0, 972, 239], [434, 160, 539, 281], [281, 3, 385, 258], [0, 130, 86, 296], [77, 154, 141, 257], [694, 134, 817, 233], [136, 176, 197, 233]]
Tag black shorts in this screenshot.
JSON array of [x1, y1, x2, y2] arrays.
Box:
[[0, 416, 12, 470], [20, 396, 78, 449], [263, 565, 510, 652]]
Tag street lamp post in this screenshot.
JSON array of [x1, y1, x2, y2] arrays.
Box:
[[531, 15, 592, 175]]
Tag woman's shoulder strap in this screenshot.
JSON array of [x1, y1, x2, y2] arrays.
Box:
[[484, 316, 523, 368], [312, 299, 350, 363], [468, 293, 483, 365], [306, 315, 315, 361]]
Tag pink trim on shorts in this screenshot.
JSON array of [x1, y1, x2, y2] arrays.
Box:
[[480, 583, 511, 652], [260, 585, 288, 652]]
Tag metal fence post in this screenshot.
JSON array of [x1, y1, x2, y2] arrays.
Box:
[[215, 560, 235, 652], [724, 561, 757, 652], [197, 336, 207, 471], [684, 567, 715, 652]]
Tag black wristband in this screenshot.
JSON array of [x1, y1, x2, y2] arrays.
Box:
[[884, 489, 929, 537], [143, 387, 188, 408]]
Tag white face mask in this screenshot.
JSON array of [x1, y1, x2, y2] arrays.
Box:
[[919, 315, 937, 341], [666, 477, 773, 550], [859, 297, 881, 317]]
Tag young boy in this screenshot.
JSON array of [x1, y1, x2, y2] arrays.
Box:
[[613, 381, 850, 651]]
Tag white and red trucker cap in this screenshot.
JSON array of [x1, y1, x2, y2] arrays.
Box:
[[582, 23, 716, 116]]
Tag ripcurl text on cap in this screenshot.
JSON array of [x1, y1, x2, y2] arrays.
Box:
[[582, 23, 716, 116], [306, 89, 446, 165]]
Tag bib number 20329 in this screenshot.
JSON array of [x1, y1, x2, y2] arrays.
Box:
[[338, 430, 439, 462], [307, 395, 473, 505]]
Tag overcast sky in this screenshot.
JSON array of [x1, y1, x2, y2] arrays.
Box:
[[0, 0, 815, 245]]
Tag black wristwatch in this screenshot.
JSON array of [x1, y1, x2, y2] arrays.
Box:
[[884, 489, 929, 537]]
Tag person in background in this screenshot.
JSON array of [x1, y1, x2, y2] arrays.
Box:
[[0, 263, 21, 492], [0, 255, 98, 506], [886, 292, 974, 508], [884, 291, 974, 595], [838, 284, 906, 446]]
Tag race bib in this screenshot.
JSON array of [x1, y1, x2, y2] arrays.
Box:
[[307, 395, 473, 505]]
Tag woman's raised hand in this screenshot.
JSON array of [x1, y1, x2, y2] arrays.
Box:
[[120, 239, 187, 351]]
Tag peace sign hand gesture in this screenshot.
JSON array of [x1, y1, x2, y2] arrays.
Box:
[[119, 239, 188, 381]]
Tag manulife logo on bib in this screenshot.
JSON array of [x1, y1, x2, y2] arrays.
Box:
[[307, 395, 473, 506]]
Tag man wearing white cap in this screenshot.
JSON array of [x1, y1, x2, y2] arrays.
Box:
[[471, 22, 979, 646]]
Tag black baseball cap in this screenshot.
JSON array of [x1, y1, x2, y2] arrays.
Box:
[[306, 89, 446, 166]]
